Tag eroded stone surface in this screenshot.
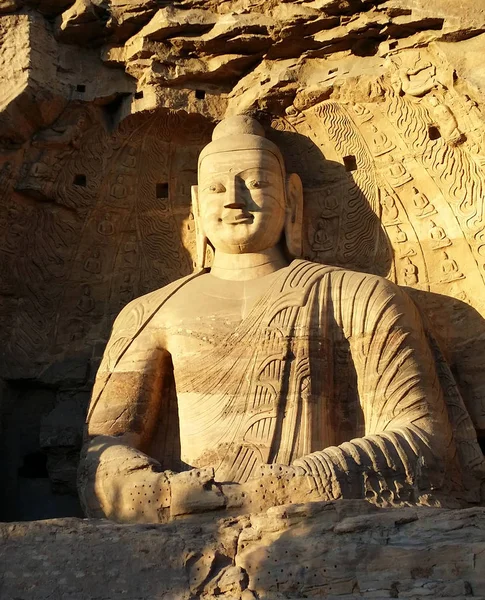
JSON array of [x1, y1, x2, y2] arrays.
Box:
[[1, 501, 485, 599]]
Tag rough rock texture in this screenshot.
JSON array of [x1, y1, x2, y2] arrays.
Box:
[[0, 0, 485, 518], [2, 501, 485, 599]]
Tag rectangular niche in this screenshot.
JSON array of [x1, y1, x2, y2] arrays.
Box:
[[156, 183, 169, 198], [343, 155, 357, 172]]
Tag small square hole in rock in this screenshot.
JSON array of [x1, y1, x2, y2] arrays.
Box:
[[156, 183, 169, 198], [343, 155, 357, 172]]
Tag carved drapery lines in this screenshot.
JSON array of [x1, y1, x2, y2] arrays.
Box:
[[247, 322, 292, 469], [266, 265, 322, 465], [171, 271, 307, 483], [274, 339, 312, 465]]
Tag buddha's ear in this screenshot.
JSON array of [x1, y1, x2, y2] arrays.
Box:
[[191, 185, 208, 269], [285, 173, 304, 258]]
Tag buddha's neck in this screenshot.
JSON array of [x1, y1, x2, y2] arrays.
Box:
[[210, 247, 289, 281]]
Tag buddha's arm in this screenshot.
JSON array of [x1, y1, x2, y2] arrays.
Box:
[[79, 305, 226, 523], [78, 319, 176, 522], [292, 275, 457, 505]]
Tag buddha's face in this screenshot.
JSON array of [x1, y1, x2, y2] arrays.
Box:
[[198, 149, 286, 253]]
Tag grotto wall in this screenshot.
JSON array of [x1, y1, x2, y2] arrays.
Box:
[[0, 0, 485, 519]]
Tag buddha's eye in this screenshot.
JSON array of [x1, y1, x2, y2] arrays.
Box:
[[207, 182, 225, 193], [246, 179, 266, 190]]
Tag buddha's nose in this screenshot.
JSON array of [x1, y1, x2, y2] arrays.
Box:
[[224, 177, 246, 209], [224, 202, 246, 210]]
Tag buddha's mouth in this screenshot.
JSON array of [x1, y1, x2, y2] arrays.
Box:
[[224, 213, 254, 224]]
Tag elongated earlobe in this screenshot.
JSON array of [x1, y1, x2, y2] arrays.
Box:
[[191, 185, 208, 269], [285, 173, 304, 258]]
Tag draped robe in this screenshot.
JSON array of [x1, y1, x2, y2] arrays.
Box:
[[81, 260, 484, 518]]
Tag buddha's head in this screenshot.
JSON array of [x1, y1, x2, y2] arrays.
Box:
[[192, 115, 303, 268]]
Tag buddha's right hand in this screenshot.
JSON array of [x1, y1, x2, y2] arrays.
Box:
[[80, 437, 227, 522]]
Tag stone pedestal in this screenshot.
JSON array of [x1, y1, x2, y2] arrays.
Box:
[[1, 500, 485, 599]]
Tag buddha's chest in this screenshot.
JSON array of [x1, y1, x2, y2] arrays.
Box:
[[155, 299, 316, 477], [161, 301, 245, 371], [155, 271, 282, 356], [151, 271, 325, 476]]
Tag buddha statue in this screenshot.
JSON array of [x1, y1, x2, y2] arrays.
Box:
[[78, 116, 484, 523]]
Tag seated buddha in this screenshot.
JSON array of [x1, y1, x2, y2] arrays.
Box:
[[78, 116, 484, 523]]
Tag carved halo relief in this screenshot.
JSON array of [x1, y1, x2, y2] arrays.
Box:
[[439, 251, 465, 284], [370, 124, 396, 157], [380, 192, 401, 226], [401, 256, 418, 285], [352, 103, 373, 123], [411, 187, 437, 218], [428, 221, 451, 250], [76, 284, 95, 313]]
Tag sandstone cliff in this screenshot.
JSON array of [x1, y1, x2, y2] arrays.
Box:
[[0, 0, 484, 519]]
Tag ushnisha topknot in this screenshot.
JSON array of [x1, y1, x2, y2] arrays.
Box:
[[198, 114, 286, 176], [211, 114, 266, 140]]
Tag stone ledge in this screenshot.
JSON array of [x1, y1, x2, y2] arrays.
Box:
[[1, 500, 485, 599]]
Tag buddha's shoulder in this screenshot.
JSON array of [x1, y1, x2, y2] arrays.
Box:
[[296, 259, 404, 297], [112, 271, 203, 332], [295, 259, 392, 283]]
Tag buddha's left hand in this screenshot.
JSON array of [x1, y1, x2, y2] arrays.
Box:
[[221, 463, 327, 513]]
